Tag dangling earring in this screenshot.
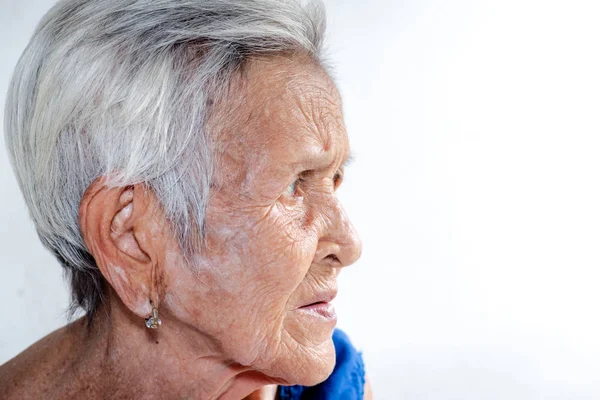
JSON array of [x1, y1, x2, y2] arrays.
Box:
[[145, 303, 162, 329]]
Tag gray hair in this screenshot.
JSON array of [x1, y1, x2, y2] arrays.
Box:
[[4, 0, 326, 317]]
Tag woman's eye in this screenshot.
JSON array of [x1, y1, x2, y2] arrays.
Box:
[[286, 180, 298, 197], [285, 178, 303, 197]]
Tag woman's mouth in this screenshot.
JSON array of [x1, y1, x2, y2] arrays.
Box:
[[298, 301, 337, 321]]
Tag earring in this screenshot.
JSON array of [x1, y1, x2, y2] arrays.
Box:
[[145, 305, 162, 329]]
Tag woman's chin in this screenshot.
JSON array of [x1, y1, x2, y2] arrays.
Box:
[[303, 348, 337, 386], [276, 334, 337, 386]]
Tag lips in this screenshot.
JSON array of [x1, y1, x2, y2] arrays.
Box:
[[299, 289, 338, 308], [297, 291, 338, 321]]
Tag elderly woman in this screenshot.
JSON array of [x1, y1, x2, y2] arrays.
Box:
[[0, 0, 370, 398]]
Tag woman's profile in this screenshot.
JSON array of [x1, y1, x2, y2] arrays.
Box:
[[0, 0, 372, 398]]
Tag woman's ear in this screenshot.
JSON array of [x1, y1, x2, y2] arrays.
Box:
[[79, 178, 164, 319]]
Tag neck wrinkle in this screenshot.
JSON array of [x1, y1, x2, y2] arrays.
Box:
[[76, 291, 279, 399]]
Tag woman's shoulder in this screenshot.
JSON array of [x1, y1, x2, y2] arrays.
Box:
[[0, 320, 85, 399]]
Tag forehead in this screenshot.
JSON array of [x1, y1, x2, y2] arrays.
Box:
[[212, 54, 348, 166]]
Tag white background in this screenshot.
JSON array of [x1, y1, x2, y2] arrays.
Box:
[[2, 0, 600, 398]]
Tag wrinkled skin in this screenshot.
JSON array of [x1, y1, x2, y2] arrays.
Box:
[[0, 54, 363, 399], [165, 54, 362, 384]]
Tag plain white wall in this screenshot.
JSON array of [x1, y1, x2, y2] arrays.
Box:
[[2, 0, 600, 398]]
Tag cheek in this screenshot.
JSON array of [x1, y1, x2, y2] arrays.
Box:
[[230, 204, 318, 303], [163, 199, 322, 364], [192, 202, 318, 322]]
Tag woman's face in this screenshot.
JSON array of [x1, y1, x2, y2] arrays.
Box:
[[162, 55, 362, 385]]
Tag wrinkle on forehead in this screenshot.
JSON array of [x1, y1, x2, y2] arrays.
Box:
[[208, 53, 347, 192], [286, 77, 344, 152]]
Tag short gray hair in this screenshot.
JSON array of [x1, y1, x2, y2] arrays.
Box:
[[4, 0, 326, 317]]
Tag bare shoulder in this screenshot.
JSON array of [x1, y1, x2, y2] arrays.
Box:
[[0, 319, 86, 399], [363, 374, 373, 400]]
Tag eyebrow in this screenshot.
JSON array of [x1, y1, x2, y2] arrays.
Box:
[[291, 146, 355, 170]]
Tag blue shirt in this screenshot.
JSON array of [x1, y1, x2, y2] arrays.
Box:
[[278, 329, 365, 400]]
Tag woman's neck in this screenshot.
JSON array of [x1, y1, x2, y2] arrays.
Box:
[[71, 295, 280, 399]]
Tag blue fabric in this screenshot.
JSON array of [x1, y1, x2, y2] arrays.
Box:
[[278, 329, 365, 400]]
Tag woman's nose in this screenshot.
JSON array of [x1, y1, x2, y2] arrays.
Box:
[[313, 198, 362, 268]]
